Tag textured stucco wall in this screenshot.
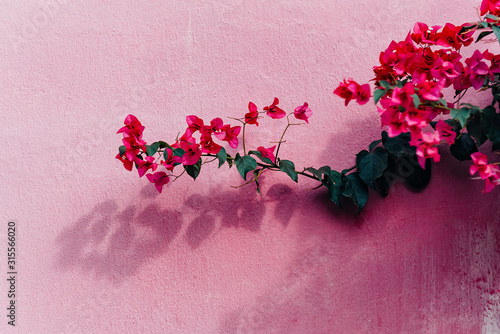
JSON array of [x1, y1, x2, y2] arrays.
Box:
[[1, 0, 500, 333]]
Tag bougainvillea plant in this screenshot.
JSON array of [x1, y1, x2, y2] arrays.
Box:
[[116, 1, 500, 213]]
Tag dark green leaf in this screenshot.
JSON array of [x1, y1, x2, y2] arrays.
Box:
[[450, 133, 478, 161], [458, 24, 476, 35], [479, 21, 489, 28], [185, 159, 202, 180], [400, 155, 431, 191], [248, 150, 274, 165], [173, 148, 185, 157], [466, 116, 488, 146], [146, 142, 160, 156], [216, 147, 227, 168], [378, 80, 391, 89], [358, 147, 389, 189], [253, 169, 262, 195], [369, 139, 382, 152], [486, 14, 500, 21], [493, 24, 500, 45], [374, 89, 386, 104], [356, 150, 369, 169], [493, 142, 500, 151], [118, 145, 126, 156], [325, 170, 343, 207], [374, 153, 398, 197], [234, 154, 257, 181], [382, 131, 415, 157], [279, 160, 298, 183], [476, 30, 494, 43], [482, 105, 500, 145], [158, 141, 170, 149], [450, 108, 471, 127], [342, 172, 369, 213]]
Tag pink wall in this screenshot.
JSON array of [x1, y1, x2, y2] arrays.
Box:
[[1, 0, 500, 333]]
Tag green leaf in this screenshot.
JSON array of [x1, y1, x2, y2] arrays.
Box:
[[450, 108, 471, 127], [173, 148, 185, 157], [216, 147, 227, 168], [325, 170, 343, 207], [279, 160, 298, 183], [476, 30, 494, 43], [458, 24, 476, 35], [234, 154, 257, 181], [412, 94, 420, 108], [493, 142, 500, 151], [342, 172, 369, 213], [466, 116, 488, 146], [358, 147, 389, 189], [382, 131, 416, 157], [482, 105, 500, 145], [400, 155, 431, 191], [378, 80, 391, 89], [158, 141, 170, 149], [450, 133, 478, 161], [479, 21, 489, 28], [374, 89, 386, 104], [356, 150, 369, 169], [248, 150, 274, 165], [486, 14, 500, 21], [118, 145, 126, 156], [369, 139, 382, 152], [492, 25, 500, 45], [146, 142, 160, 156], [306, 166, 331, 181], [253, 169, 262, 195], [185, 159, 202, 180], [374, 153, 398, 197]]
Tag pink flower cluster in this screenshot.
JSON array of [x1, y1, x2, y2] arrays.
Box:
[[117, 98, 312, 193], [470, 152, 500, 192], [245, 97, 312, 124], [333, 79, 371, 106], [335, 19, 500, 170], [481, 0, 500, 16]]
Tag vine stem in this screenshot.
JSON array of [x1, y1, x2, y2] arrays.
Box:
[[242, 123, 247, 156], [275, 114, 302, 161]]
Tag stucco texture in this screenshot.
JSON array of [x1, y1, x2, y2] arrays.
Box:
[[1, 0, 500, 333]]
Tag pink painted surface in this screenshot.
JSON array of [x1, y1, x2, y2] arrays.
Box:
[[1, 0, 500, 333]]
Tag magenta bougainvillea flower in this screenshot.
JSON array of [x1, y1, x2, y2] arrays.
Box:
[[214, 124, 241, 148], [115, 153, 133, 171], [264, 97, 286, 119], [162, 148, 182, 171], [410, 22, 442, 45], [293, 102, 312, 123], [137, 156, 158, 177], [412, 132, 442, 168], [333, 79, 371, 106], [481, 0, 500, 16], [180, 141, 202, 165], [257, 145, 276, 163], [117, 114, 145, 138], [470, 152, 500, 192], [185, 115, 204, 137], [245, 102, 259, 125], [435, 120, 457, 145], [122, 135, 147, 161], [146, 171, 170, 193], [465, 50, 491, 89]]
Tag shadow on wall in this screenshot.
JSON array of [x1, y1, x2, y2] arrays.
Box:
[[54, 182, 308, 284]]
